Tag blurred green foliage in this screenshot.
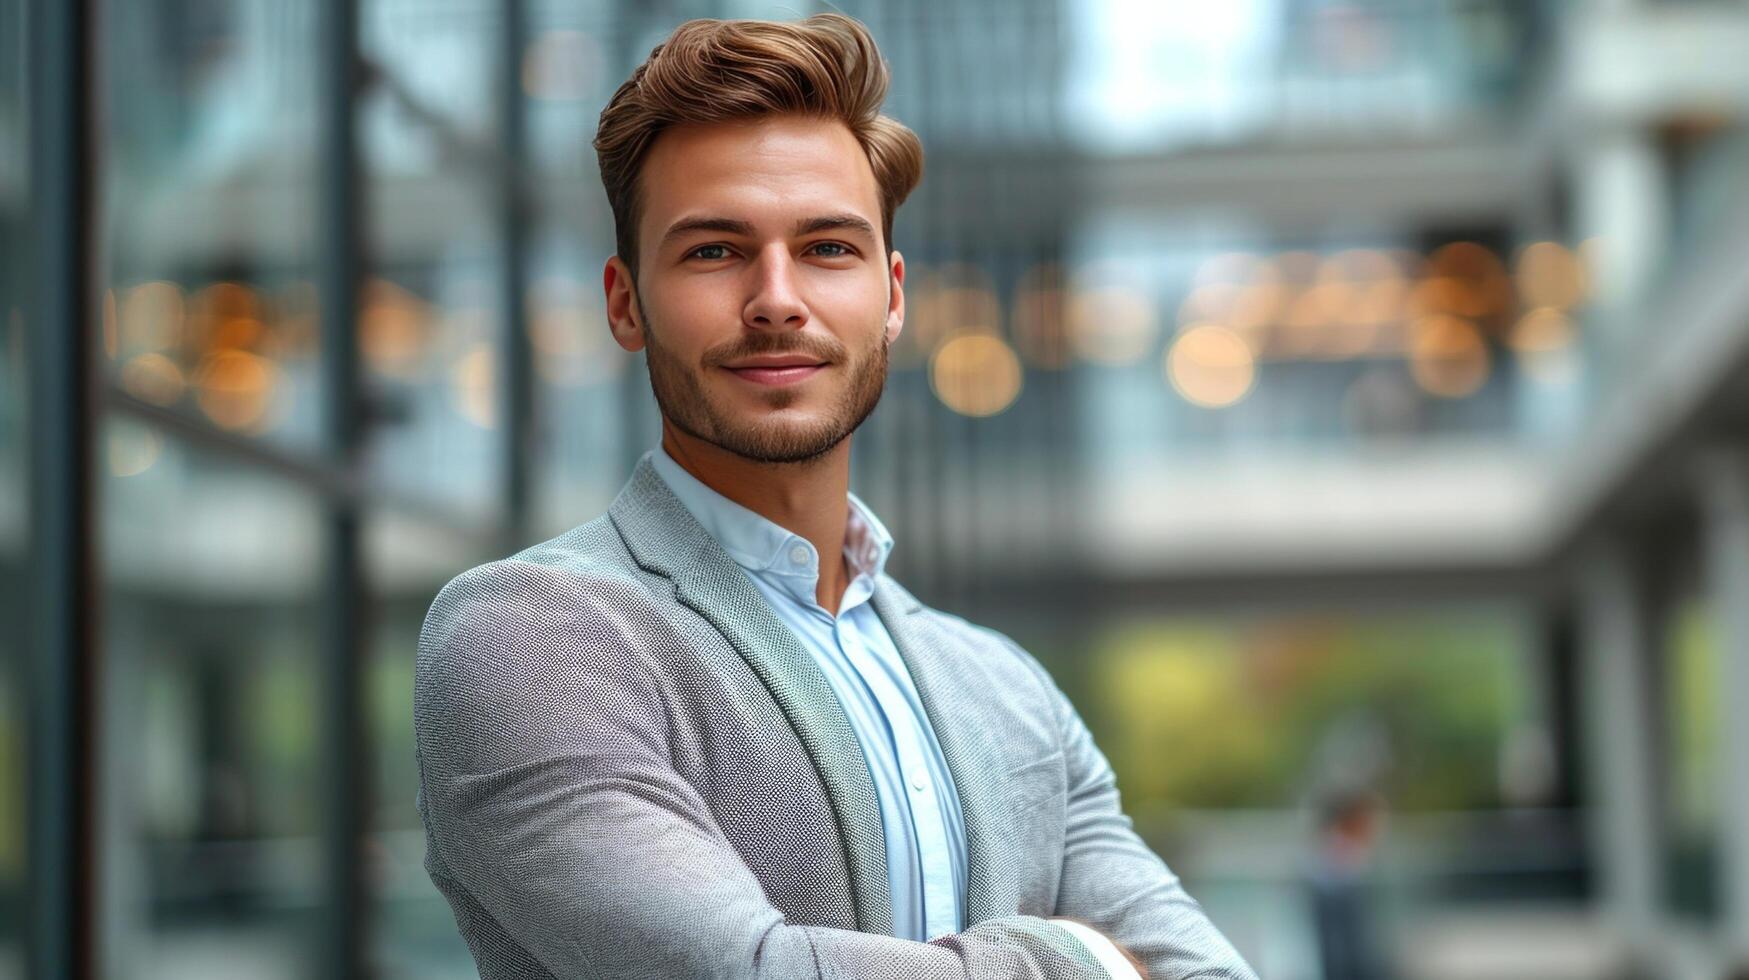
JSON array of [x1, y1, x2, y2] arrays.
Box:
[[1668, 596, 1720, 836], [1089, 612, 1526, 819], [1666, 595, 1720, 918]]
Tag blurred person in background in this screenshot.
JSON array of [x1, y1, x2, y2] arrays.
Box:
[[1304, 785, 1391, 980], [413, 13, 1257, 980]]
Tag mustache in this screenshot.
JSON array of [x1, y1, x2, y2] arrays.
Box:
[[702, 332, 847, 367]]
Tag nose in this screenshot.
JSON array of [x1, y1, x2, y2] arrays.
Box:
[[743, 245, 809, 330]]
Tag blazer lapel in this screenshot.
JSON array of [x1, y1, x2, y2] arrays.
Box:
[[870, 577, 1018, 926], [608, 458, 893, 936]]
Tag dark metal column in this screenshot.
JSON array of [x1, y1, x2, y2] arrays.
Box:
[[499, 0, 533, 546], [25, 0, 100, 973], [1539, 601, 1585, 813], [25, 0, 99, 975], [318, 0, 367, 975]]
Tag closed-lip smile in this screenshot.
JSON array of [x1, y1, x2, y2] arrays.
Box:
[[722, 353, 828, 387], [722, 354, 827, 369]]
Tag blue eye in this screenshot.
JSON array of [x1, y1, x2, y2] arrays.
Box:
[[810, 242, 851, 257], [689, 244, 730, 260]]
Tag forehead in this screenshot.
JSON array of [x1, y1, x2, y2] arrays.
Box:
[[637, 115, 883, 243]]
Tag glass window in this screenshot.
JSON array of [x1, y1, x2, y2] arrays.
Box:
[[1065, 0, 1540, 153], [363, 511, 491, 978], [523, 2, 674, 534], [99, 0, 325, 451], [527, 201, 644, 534], [358, 0, 506, 517], [522, 1, 617, 177], [99, 421, 326, 978]]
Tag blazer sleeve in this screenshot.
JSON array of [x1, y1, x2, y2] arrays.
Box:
[[1008, 640, 1261, 980], [414, 559, 1130, 980]]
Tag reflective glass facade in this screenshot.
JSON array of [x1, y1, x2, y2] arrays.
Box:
[[16, 0, 1749, 977], [99, 427, 326, 975]]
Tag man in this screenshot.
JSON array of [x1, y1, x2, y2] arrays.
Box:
[[414, 14, 1258, 980], [1305, 786, 1391, 980]]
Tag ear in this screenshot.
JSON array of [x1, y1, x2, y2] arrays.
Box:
[[603, 255, 646, 353], [884, 250, 906, 346]]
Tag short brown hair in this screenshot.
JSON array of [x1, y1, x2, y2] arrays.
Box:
[[593, 14, 923, 278]]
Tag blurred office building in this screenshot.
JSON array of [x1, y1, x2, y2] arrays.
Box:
[[5, 0, 1749, 977]]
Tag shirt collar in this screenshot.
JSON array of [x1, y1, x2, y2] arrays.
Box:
[[646, 447, 894, 590]]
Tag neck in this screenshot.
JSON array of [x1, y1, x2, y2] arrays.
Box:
[[660, 420, 854, 612]]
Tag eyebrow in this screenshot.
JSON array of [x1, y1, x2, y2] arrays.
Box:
[[793, 214, 877, 239], [658, 213, 878, 250], [659, 217, 756, 250]]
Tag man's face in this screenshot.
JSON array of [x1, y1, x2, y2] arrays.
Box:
[[602, 114, 905, 465]]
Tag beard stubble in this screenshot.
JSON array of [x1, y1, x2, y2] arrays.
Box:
[[639, 299, 890, 465]]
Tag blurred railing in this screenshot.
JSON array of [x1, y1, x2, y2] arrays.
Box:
[[120, 808, 1590, 980]]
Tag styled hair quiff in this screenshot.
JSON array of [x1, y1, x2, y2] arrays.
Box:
[[593, 14, 923, 277]]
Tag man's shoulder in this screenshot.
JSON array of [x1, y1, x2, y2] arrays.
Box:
[[420, 512, 663, 645], [878, 575, 1057, 691]]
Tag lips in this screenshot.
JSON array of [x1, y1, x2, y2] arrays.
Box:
[[718, 351, 829, 387], [724, 363, 825, 386]]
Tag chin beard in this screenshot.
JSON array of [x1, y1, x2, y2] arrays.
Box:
[[642, 318, 889, 466]]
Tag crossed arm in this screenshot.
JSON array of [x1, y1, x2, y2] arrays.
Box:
[[414, 569, 1257, 978], [1008, 640, 1258, 980]]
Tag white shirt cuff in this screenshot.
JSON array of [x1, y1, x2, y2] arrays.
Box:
[[1047, 917, 1144, 980]]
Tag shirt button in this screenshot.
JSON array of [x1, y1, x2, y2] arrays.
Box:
[[910, 774, 927, 793], [789, 544, 810, 566]]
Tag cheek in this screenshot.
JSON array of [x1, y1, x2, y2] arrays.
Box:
[[645, 283, 736, 352], [807, 270, 891, 325]]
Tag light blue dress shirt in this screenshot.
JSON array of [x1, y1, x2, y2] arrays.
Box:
[[649, 448, 968, 942]]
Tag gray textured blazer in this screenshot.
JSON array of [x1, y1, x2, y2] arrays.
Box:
[[414, 457, 1258, 979]]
